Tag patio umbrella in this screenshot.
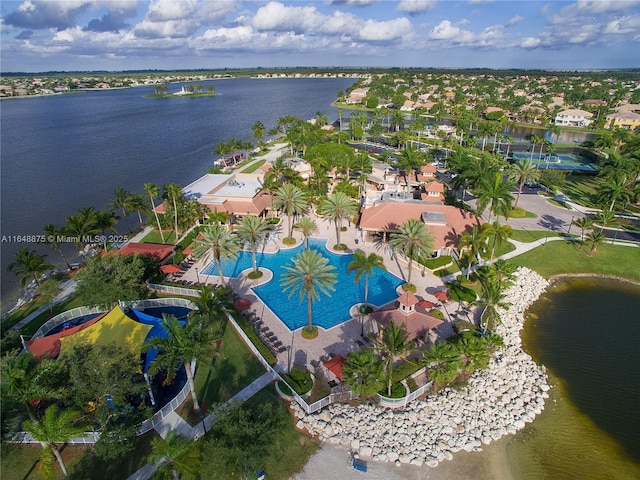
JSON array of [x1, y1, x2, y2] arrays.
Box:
[[418, 299, 435, 310], [323, 355, 346, 381], [434, 290, 451, 302], [234, 298, 252, 311], [182, 247, 194, 255], [160, 264, 183, 274]]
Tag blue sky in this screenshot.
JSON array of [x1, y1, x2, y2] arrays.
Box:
[[1, 1, 639, 72]]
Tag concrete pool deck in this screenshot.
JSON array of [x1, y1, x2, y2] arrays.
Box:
[[180, 212, 458, 373]]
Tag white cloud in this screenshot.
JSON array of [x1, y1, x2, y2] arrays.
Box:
[[506, 15, 523, 28], [562, 0, 640, 16], [520, 37, 541, 49], [396, 0, 436, 14], [603, 14, 640, 34], [429, 20, 473, 41], [357, 17, 411, 41], [146, 0, 198, 22], [252, 2, 322, 32]]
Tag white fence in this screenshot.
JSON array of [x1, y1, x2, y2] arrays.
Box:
[[378, 367, 433, 409], [32, 305, 104, 339], [147, 282, 199, 297]]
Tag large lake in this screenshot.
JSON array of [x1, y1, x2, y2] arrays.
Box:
[[0, 77, 355, 306]]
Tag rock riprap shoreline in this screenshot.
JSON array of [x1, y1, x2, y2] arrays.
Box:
[[293, 267, 550, 468]]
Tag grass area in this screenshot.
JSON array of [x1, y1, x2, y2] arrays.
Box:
[[0, 431, 156, 480], [140, 229, 176, 244], [510, 240, 640, 281], [241, 159, 266, 173], [562, 174, 601, 208], [505, 207, 537, 219], [510, 229, 568, 243], [193, 319, 265, 413]]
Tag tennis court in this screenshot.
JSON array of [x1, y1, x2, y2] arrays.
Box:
[[512, 152, 598, 173]]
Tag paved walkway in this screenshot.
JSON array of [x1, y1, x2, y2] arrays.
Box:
[[127, 371, 276, 480], [9, 278, 77, 332]]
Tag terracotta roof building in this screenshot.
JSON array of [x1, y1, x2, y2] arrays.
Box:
[[359, 202, 481, 255], [115, 242, 175, 263], [370, 291, 443, 342]]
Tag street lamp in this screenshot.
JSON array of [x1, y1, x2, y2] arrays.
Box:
[[195, 267, 200, 286], [286, 345, 292, 373], [567, 216, 574, 235]]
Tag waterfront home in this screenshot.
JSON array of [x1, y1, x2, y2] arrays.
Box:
[[605, 111, 640, 131], [554, 109, 593, 127]]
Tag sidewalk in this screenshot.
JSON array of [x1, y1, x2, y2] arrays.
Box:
[[127, 371, 276, 480], [9, 278, 77, 332]]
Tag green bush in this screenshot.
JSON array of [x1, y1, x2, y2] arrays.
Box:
[[334, 243, 347, 250], [234, 314, 277, 365], [379, 382, 407, 399], [422, 255, 452, 270], [429, 309, 444, 320], [406, 377, 419, 393], [247, 270, 263, 280], [281, 369, 313, 395], [401, 283, 417, 293], [283, 237, 296, 246]]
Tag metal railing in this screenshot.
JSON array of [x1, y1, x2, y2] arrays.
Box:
[[32, 305, 104, 339], [131, 297, 197, 310], [147, 282, 200, 297]]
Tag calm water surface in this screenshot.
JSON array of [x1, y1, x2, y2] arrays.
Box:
[[0, 77, 354, 307], [510, 277, 640, 479]]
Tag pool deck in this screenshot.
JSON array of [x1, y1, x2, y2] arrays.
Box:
[[179, 212, 460, 373]]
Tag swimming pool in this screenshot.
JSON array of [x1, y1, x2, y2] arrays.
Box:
[[201, 237, 403, 330]]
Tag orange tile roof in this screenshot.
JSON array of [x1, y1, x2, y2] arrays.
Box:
[[371, 302, 443, 341], [116, 242, 175, 262], [359, 202, 482, 250]]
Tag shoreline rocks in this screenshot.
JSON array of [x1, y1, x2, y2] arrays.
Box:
[[293, 267, 550, 468]]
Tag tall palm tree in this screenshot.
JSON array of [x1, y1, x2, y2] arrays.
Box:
[[191, 284, 220, 325], [529, 134, 544, 162], [422, 341, 462, 386], [145, 314, 217, 413], [476, 275, 508, 333], [374, 322, 412, 396], [144, 182, 166, 243], [128, 194, 148, 227], [347, 251, 385, 306], [43, 224, 72, 270], [342, 349, 383, 398], [388, 218, 434, 285], [584, 230, 605, 256], [280, 249, 337, 336], [598, 174, 630, 212], [94, 210, 119, 251], [64, 207, 98, 255], [0, 351, 66, 423], [397, 145, 424, 185], [193, 223, 239, 287], [508, 159, 539, 208], [148, 431, 201, 480], [481, 221, 513, 261], [319, 191, 359, 247], [236, 215, 270, 275], [573, 217, 593, 241], [8, 247, 54, 287], [458, 225, 486, 279], [109, 186, 133, 232], [294, 216, 318, 249], [475, 172, 515, 222], [272, 183, 308, 240], [454, 332, 490, 372], [22, 405, 87, 479], [164, 183, 183, 241], [354, 152, 373, 197], [251, 120, 265, 146]]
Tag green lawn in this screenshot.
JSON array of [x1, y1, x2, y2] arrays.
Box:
[[510, 240, 640, 281], [193, 319, 266, 412], [140, 229, 176, 244], [510, 229, 568, 243], [0, 431, 156, 480], [562, 174, 601, 208], [241, 159, 266, 173]]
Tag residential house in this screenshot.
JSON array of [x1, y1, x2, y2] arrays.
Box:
[[605, 111, 640, 131], [554, 109, 593, 127]]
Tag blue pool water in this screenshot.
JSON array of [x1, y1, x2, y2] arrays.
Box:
[[201, 238, 403, 330]]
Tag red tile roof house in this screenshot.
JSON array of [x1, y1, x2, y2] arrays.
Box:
[[359, 202, 482, 257], [115, 242, 176, 264]]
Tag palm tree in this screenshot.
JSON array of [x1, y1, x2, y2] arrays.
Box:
[[0, 351, 66, 423], [481, 221, 513, 261], [388, 218, 434, 285], [342, 349, 383, 398], [347, 251, 385, 307], [191, 284, 220, 325], [280, 249, 337, 336], [128, 194, 148, 227], [354, 152, 373, 197], [94, 210, 118, 251], [251, 120, 265, 146], [193, 223, 239, 287], [319, 191, 359, 247], [64, 207, 98, 255], [476, 275, 509, 333], [8, 247, 54, 287], [529, 134, 544, 162], [458, 225, 486, 279], [422, 341, 462, 386], [584, 230, 605, 256], [454, 332, 489, 372], [508, 159, 539, 208], [294, 216, 318, 249], [144, 182, 166, 243], [148, 430, 201, 480], [22, 405, 87, 479], [598, 174, 630, 212], [236, 215, 270, 275], [573, 217, 593, 241], [272, 183, 308, 240], [109, 186, 133, 232], [374, 322, 412, 396], [475, 172, 515, 222], [43, 224, 72, 270], [164, 183, 183, 241], [145, 314, 217, 413], [397, 145, 424, 185]]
